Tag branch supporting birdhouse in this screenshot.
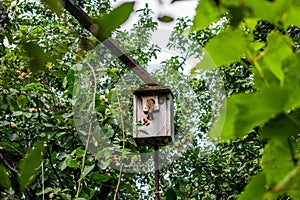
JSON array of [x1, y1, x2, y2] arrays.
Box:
[[63, 0, 159, 86]]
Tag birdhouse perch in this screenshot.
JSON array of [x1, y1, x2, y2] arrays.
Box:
[[132, 86, 174, 146]]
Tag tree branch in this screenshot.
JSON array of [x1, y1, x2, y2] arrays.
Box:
[[0, 153, 19, 175], [62, 0, 160, 86]]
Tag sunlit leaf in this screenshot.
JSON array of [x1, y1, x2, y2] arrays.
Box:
[[60, 193, 72, 200], [235, 87, 289, 135], [216, 86, 290, 139], [284, 1, 300, 28], [286, 164, 300, 199], [283, 53, 300, 110], [98, 159, 110, 170], [258, 31, 293, 86], [191, 0, 226, 31], [204, 28, 248, 66], [244, 0, 287, 23]]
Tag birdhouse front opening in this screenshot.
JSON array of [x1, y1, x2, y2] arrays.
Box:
[[132, 86, 174, 146]]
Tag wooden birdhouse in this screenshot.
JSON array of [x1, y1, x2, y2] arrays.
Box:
[[132, 86, 174, 146]]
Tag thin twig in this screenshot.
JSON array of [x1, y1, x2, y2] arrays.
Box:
[[75, 62, 97, 197], [114, 88, 126, 200], [42, 162, 45, 200], [0, 154, 18, 174]]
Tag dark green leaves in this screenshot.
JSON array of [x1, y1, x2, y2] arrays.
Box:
[[158, 15, 174, 23], [41, 0, 64, 16], [166, 188, 177, 200], [262, 139, 295, 187], [23, 42, 50, 73], [0, 165, 11, 189], [19, 142, 44, 191], [239, 173, 266, 200], [95, 2, 135, 39]]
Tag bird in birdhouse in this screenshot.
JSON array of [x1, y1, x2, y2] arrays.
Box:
[[143, 98, 155, 120]]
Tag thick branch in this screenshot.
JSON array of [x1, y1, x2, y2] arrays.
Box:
[[62, 0, 160, 86]]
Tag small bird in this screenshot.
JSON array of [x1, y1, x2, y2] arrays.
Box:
[[143, 98, 155, 118]]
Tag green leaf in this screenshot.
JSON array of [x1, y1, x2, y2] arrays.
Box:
[[60, 193, 72, 200], [19, 141, 44, 191], [204, 28, 248, 66], [262, 139, 295, 187], [36, 187, 54, 195], [17, 95, 28, 108], [98, 159, 110, 170], [284, 1, 300, 28], [9, 98, 18, 111], [158, 15, 174, 23], [286, 164, 300, 199], [89, 172, 111, 182], [23, 42, 50, 73], [260, 113, 300, 140], [104, 127, 114, 138], [65, 156, 79, 169], [216, 86, 289, 139], [0, 165, 11, 189], [12, 111, 23, 117], [239, 173, 266, 200], [283, 53, 300, 110], [60, 160, 67, 171], [258, 31, 293, 86], [166, 188, 177, 200], [95, 2, 135, 40], [244, 0, 287, 23], [210, 98, 238, 140], [191, 0, 226, 31], [81, 164, 95, 179], [41, 0, 64, 16], [235, 87, 289, 135], [73, 148, 85, 157]]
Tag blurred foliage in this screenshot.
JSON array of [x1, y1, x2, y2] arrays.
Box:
[[192, 0, 300, 199]]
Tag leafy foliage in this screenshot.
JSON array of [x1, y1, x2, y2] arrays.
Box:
[[192, 0, 300, 199]]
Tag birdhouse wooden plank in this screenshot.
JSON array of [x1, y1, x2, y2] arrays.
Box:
[[132, 86, 174, 146]]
